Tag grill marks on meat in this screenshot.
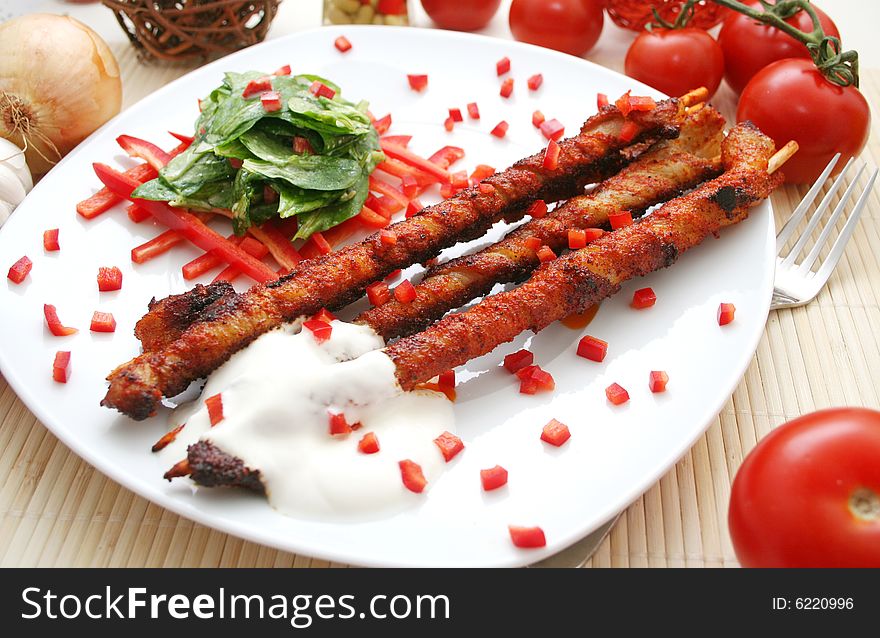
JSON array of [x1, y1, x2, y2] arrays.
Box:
[[385, 122, 783, 390], [104, 99, 689, 420], [357, 107, 725, 340], [136, 282, 236, 353]]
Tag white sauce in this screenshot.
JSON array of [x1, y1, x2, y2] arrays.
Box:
[[162, 321, 455, 521]]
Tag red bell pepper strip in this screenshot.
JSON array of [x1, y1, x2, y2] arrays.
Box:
[[427, 145, 465, 168], [168, 131, 194, 145], [126, 203, 152, 223], [131, 230, 184, 264], [182, 234, 244, 280], [380, 141, 451, 183], [94, 163, 277, 283], [116, 135, 174, 171], [372, 114, 392, 134], [380, 134, 411, 147], [369, 176, 409, 209], [250, 223, 301, 270], [211, 236, 270, 283]]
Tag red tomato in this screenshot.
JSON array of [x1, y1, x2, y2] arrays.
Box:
[[729, 408, 880, 567], [421, 0, 501, 31], [736, 58, 870, 184], [624, 28, 724, 98], [718, 1, 839, 95], [605, 0, 728, 32], [509, 0, 604, 57]]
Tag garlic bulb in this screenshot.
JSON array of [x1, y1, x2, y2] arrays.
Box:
[[0, 137, 33, 226]]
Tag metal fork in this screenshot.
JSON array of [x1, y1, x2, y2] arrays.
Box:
[[772, 154, 878, 309]]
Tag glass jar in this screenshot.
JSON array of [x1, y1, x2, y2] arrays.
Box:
[[324, 0, 409, 26]]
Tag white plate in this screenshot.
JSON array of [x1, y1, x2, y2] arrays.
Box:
[[0, 27, 773, 567]]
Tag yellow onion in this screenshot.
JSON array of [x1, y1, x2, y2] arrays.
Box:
[[0, 14, 122, 176]]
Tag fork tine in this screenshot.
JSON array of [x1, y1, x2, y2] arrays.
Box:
[[776, 153, 841, 251], [780, 156, 854, 267], [797, 164, 867, 273], [813, 168, 878, 287]]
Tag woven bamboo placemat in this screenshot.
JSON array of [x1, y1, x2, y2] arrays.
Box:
[[2, 44, 879, 567]]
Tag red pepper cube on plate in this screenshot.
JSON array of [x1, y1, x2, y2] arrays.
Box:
[[400, 174, 419, 198], [261, 91, 282, 112], [597, 93, 609, 109], [334, 35, 352, 53], [309, 80, 336, 100], [584, 228, 604, 242], [631, 287, 656, 309], [438, 369, 455, 391], [539, 119, 564, 141], [568, 229, 587, 250], [523, 236, 542, 251], [543, 139, 560, 170], [44, 304, 77, 336], [527, 199, 548, 219], [97, 266, 123, 292], [449, 107, 463, 122], [503, 349, 534, 374], [470, 164, 496, 181], [536, 246, 556, 263], [649, 370, 669, 393], [509, 525, 546, 549], [205, 393, 224, 426], [358, 432, 380, 454], [577, 335, 608, 362], [609, 210, 633, 230], [527, 74, 543, 91], [52, 351, 71, 384], [619, 120, 639, 143], [312, 307, 336, 323], [517, 365, 555, 394], [616, 91, 634, 116], [480, 465, 508, 491], [394, 279, 416, 304], [304, 318, 332, 343], [467, 102, 480, 119], [496, 56, 511, 76], [532, 110, 545, 128], [7, 255, 32, 284], [490, 121, 509, 138], [541, 418, 571, 447], [242, 76, 272, 98], [89, 311, 116, 333], [500, 77, 514, 99], [328, 412, 353, 436], [273, 64, 291, 76], [718, 302, 736, 326], [606, 382, 630, 405], [444, 116, 455, 132], [405, 199, 424, 218], [43, 229, 60, 252], [366, 281, 391, 306], [399, 459, 427, 493], [407, 74, 428, 92], [434, 431, 464, 462]]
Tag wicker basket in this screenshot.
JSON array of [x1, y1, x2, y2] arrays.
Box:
[[101, 0, 282, 62]]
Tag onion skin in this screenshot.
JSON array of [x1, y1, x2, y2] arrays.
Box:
[[0, 14, 122, 176]]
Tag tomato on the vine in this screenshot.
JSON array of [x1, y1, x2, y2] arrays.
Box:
[[509, 0, 604, 57], [420, 0, 501, 32], [605, 0, 728, 31], [737, 58, 870, 184], [718, 1, 839, 94], [729, 408, 880, 568], [625, 28, 724, 98]]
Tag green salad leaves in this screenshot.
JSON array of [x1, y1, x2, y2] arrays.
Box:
[[132, 71, 383, 240]]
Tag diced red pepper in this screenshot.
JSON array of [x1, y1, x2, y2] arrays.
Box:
[[394, 279, 416, 304], [503, 349, 533, 374], [619, 120, 639, 143], [467, 102, 480, 119], [527, 199, 548, 219], [357, 432, 380, 454], [127, 204, 151, 223], [527, 74, 543, 91], [228, 157, 243, 170], [543, 139, 560, 170], [609, 210, 633, 230], [490, 121, 509, 138], [649, 370, 669, 393], [500, 77, 514, 99], [606, 382, 630, 405], [439, 182, 454, 199], [480, 465, 508, 491], [448, 107, 463, 122], [367, 281, 391, 306], [90, 311, 116, 333], [7, 256, 32, 284], [629, 95, 656, 112], [242, 76, 273, 98], [597, 93, 609, 109], [304, 318, 332, 343], [541, 418, 571, 447], [631, 287, 656, 309], [399, 459, 427, 493], [274, 64, 291, 76], [568, 228, 587, 250], [52, 351, 71, 384], [309, 308, 334, 324], [444, 116, 454, 132], [328, 412, 353, 436], [44, 304, 77, 336], [496, 56, 511, 76], [334, 35, 352, 53], [405, 199, 424, 218], [407, 74, 428, 92], [584, 228, 604, 242], [206, 393, 224, 425], [261, 91, 282, 112], [508, 525, 546, 548], [309, 80, 336, 99], [523, 236, 542, 251], [385, 269, 401, 281], [428, 145, 466, 168], [577, 335, 607, 362], [450, 170, 469, 191], [517, 365, 555, 394], [470, 164, 495, 181], [43, 229, 60, 252], [400, 174, 419, 199], [438, 369, 455, 393], [434, 431, 464, 462], [373, 114, 393, 135], [536, 245, 556, 263], [379, 229, 398, 247], [532, 110, 545, 128], [97, 266, 123, 292], [615, 91, 633, 116], [539, 118, 564, 141], [306, 231, 333, 256], [718, 302, 736, 326], [151, 423, 185, 452], [293, 136, 315, 155]]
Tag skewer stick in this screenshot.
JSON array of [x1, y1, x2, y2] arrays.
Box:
[[680, 87, 709, 108], [767, 141, 799, 175]]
